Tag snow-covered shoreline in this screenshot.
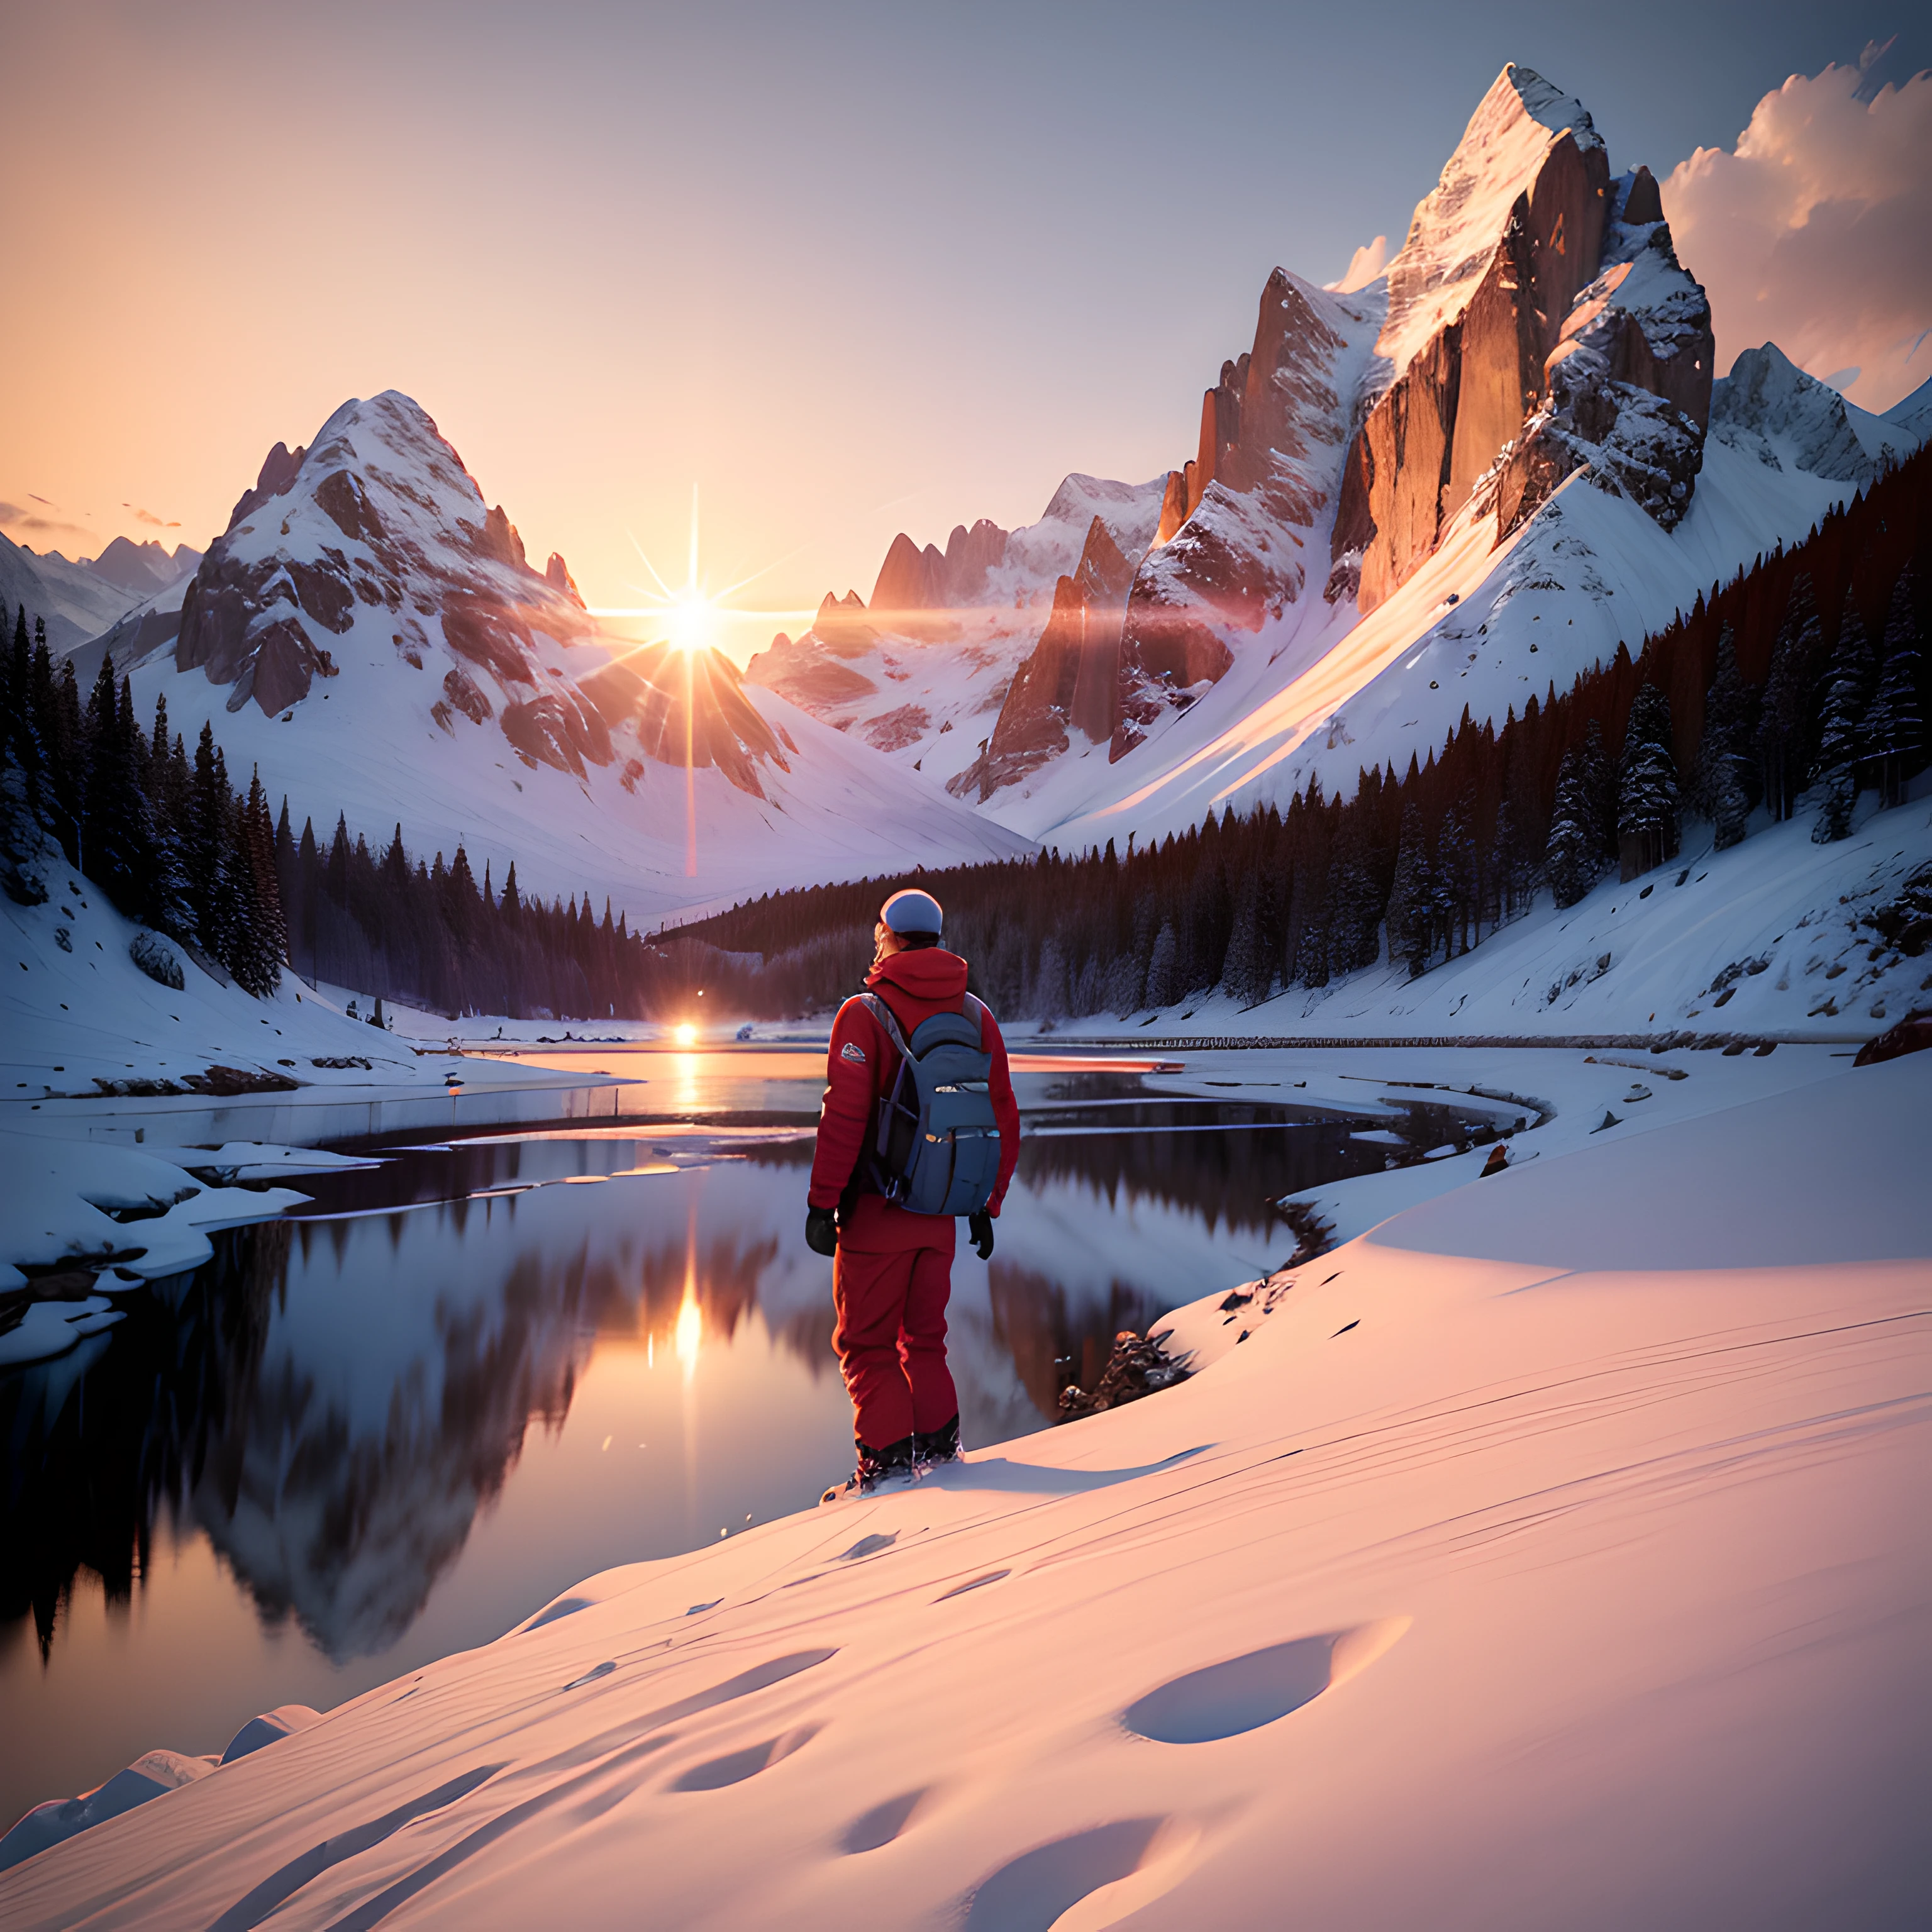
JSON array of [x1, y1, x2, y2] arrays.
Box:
[[4, 1039, 1924, 1924], [0, 861, 630, 1367]]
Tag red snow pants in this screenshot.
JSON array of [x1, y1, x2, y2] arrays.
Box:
[[831, 1196, 958, 1450]]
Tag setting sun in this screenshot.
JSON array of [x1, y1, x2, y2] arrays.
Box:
[[667, 591, 713, 655], [673, 1022, 698, 1045]]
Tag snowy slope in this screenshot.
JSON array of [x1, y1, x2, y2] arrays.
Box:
[[4, 1047, 1923, 1925], [1887, 374, 1932, 446], [1034, 790, 1932, 1055], [113, 394, 1030, 924], [0, 834, 472, 1109]]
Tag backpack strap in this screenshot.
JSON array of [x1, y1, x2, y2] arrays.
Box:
[[856, 992, 910, 1059]]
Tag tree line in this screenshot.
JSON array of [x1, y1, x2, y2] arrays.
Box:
[[0, 608, 689, 1019], [677, 444, 1930, 1018]]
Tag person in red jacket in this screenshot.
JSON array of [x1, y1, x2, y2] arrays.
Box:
[[807, 888, 1020, 1496]]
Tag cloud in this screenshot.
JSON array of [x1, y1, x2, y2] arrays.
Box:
[[1663, 47, 1932, 413], [123, 502, 180, 528], [0, 499, 94, 541]]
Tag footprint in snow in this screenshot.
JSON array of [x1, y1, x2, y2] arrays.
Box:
[[842, 1785, 933, 1854], [667, 1724, 819, 1792], [961, 1816, 1187, 1931], [935, 1568, 1011, 1601], [1121, 1619, 1409, 1744]]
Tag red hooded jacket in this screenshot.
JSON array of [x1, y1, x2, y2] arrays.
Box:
[[808, 947, 1020, 1219]]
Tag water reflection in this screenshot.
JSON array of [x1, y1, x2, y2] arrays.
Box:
[[0, 1063, 1481, 1828]]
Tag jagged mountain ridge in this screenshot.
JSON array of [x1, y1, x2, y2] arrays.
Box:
[[79, 537, 203, 599], [750, 63, 1913, 858], [110, 393, 1030, 924], [741, 473, 1165, 785]]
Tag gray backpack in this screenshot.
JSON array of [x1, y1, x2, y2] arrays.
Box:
[[858, 992, 1003, 1217]]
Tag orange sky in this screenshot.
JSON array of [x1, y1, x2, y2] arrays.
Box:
[[4, 3, 1923, 664]]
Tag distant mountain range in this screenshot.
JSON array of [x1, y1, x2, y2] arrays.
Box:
[[0, 533, 201, 655], [22, 63, 1929, 925]]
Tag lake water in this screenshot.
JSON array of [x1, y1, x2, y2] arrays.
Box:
[[0, 1048, 1489, 1831]]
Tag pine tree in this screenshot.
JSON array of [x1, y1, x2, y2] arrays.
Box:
[[40, 655, 86, 865], [1385, 802, 1435, 975], [1812, 591, 1874, 842], [82, 664, 160, 917], [1222, 870, 1270, 1005], [1862, 567, 1924, 809], [1325, 810, 1381, 974], [1144, 921, 1180, 1008], [1758, 573, 1822, 819], [1617, 683, 1680, 877], [186, 727, 241, 970], [1546, 745, 1599, 908], [1696, 625, 1754, 848], [1432, 802, 1476, 955], [229, 767, 287, 994]]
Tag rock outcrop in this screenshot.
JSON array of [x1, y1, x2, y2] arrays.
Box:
[[1330, 72, 1715, 609], [1494, 168, 1715, 538], [952, 517, 1138, 797], [1330, 67, 1616, 609], [869, 519, 1011, 636], [177, 394, 594, 728], [580, 643, 787, 797], [1109, 270, 1369, 760]]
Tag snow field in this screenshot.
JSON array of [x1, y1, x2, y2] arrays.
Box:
[[1048, 791, 1932, 1048], [4, 1048, 1924, 1927]]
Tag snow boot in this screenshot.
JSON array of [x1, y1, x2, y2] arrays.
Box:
[[820, 1433, 916, 1506], [913, 1414, 962, 1474]]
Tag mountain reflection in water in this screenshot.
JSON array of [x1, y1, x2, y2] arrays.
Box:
[[0, 1082, 1450, 1826]]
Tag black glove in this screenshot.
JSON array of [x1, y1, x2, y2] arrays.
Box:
[[969, 1210, 995, 1261], [805, 1206, 838, 1257]]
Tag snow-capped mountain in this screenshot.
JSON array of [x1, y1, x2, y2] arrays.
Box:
[[748, 64, 1919, 857], [113, 393, 1028, 924], [0, 533, 148, 652], [1709, 343, 1918, 481], [1886, 374, 1932, 447], [78, 536, 203, 600]]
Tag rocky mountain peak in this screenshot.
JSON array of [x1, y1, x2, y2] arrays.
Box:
[[1377, 64, 1605, 382], [1710, 343, 1913, 483], [81, 536, 203, 599]]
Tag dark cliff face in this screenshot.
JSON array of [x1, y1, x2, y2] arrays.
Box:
[[952, 517, 1138, 799], [1110, 270, 1361, 762], [1333, 111, 1715, 613], [1493, 169, 1715, 540], [1333, 123, 1614, 611]]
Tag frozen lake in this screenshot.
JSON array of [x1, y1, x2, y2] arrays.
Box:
[[0, 1048, 1493, 1830]]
